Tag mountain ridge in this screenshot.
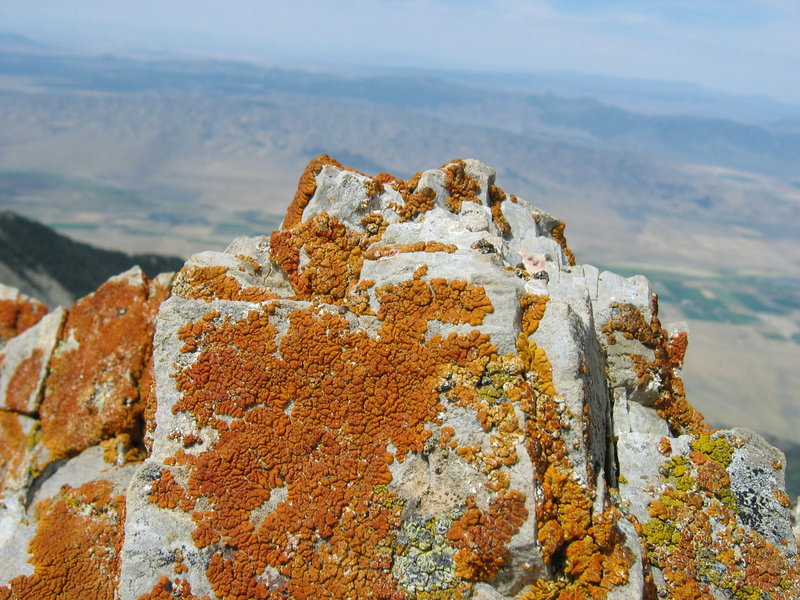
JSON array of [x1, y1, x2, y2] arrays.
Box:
[[0, 211, 184, 306]]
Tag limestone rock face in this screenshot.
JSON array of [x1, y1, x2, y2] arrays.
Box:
[[0, 156, 797, 599]]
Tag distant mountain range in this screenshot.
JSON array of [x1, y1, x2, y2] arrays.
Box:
[[0, 44, 798, 179], [0, 211, 184, 306]]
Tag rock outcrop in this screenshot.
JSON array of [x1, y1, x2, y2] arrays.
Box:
[[0, 156, 797, 599]]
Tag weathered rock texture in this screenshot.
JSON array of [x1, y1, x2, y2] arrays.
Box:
[[0, 156, 797, 599]]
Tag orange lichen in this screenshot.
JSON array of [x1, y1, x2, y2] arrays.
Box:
[[101, 433, 146, 466], [439, 355, 527, 489], [520, 294, 548, 338], [666, 331, 688, 371], [0, 480, 125, 600], [141, 276, 172, 453], [488, 184, 511, 236], [641, 436, 800, 599], [512, 297, 565, 479], [442, 160, 481, 213], [364, 241, 458, 261], [39, 274, 162, 462], [549, 222, 576, 266], [270, 213, 368, 304], [137, 576, 204, 600], [0, 297, 48, 343], [630, 354, 652, 389], [510, 293, 632, 598], [148, 468, 196, 512], [392, 186, 437, 222], [516, 579, 564, 600], [0, 410, 28, 495], [448, 491, 527, 580], [236, 254, 262, 274], [535, 466, 632, 598], [375, 170, 422, 194], [601, 301, 707, 436], [282, 154, 345, 229], [773, 489, 791, 509], [4, 348, 43, 413], [362, 176, 385, 200], [537, 466, 592, 562], [174, 266, 279, 303], [155, 275, 503, 599], [141, 353, 159, 453]]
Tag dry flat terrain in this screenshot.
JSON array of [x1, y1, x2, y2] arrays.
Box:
[[1, 46, 798, 443]]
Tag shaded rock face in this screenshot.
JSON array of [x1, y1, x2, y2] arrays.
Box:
[[0, 156, 797, 599]]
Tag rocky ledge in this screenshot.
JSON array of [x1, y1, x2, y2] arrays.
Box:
[[0, 156, 797, 599]]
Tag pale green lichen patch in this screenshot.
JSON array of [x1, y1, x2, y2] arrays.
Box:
[[392, 512, 460, 595]]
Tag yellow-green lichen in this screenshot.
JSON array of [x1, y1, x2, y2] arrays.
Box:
[[692, 434, 734, 467], [734, 584, 765, 600], [642, 517, 680, 548], [717, 487, 739, 512], [659, 493, 686, 508], [663, 456, 695, 492]]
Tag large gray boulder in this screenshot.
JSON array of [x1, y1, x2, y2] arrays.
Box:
[[1, 156, 797, 599]]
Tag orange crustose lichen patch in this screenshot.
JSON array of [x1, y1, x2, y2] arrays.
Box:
[[282, 154, 345, 229], [374, 171, 422, 203], [141, 349, 159, 453], [442, 160, 481, 213], [140, 277, 172, 454], [270, 213, 368, 304], [0, 297, 48, 343], [447, 491, 528, 580], [641, 441, 800, 599], [549, 222, 576, 266], [513, 294, 632, 598], [38, 275, 162, 462], [601, 301, 707, 436], [236, 253, 262, 274], [173, 266, 279, 303], [364, 241, 458, 261], [156, 277, 500, 599], [138, 576, 205, 600], [100, 433, 146, 466], [392, 186, 436, 222], [488, 185, 511, 236], [515, 295, 564, 475], [0, 410, 28, 495], [5, 348, 43, 413], [533, 466, 632, 599], [0, 480, 125, 600], [148, 467, 196, 512]]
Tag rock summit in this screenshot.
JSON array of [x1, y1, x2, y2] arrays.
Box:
[[0, 156, 797, 599]]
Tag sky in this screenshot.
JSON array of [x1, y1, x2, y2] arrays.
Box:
[[1, 0, 799, 104]]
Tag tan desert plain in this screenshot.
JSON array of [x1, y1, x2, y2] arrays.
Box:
[[0, 47, 799, 450]]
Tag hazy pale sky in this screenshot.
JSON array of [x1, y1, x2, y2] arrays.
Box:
[[2, 0, 799, 103]]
